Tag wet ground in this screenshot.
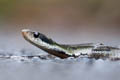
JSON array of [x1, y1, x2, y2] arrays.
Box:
[[0, 50, 120, 80]]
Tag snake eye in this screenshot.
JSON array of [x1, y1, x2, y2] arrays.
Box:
[[34, 32, 40, 38]]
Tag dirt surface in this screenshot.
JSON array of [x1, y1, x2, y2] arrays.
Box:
[[0, 50, 120, 80]]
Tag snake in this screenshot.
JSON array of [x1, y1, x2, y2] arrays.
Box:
[[22, 29, 120, 59]]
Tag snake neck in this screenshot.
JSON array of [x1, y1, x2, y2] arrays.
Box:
[[26, 37, 73, 58]]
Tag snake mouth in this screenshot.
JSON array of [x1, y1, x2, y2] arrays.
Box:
[[22, 29, 31, 40]]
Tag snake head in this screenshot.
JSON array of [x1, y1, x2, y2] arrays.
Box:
[[22, 29, 55, 47], [22, 29, 71, 58]]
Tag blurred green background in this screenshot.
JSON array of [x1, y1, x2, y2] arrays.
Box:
[[0, 0, 120, 50]]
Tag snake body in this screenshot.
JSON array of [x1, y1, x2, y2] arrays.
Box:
[[22, 29, 120, 59]]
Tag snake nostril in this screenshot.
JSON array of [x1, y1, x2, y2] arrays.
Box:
[[34, 32, 40, 38]]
